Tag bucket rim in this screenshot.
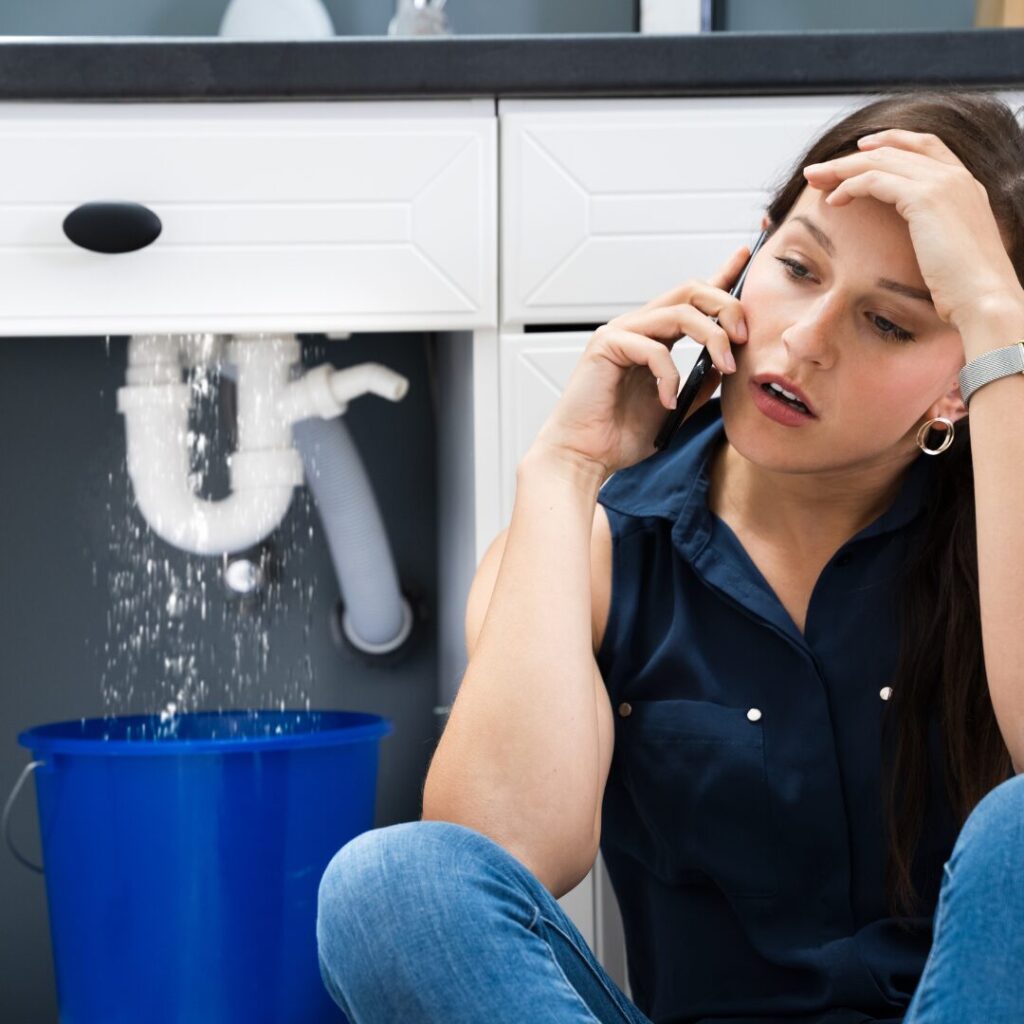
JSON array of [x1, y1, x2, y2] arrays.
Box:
[[17, 708, 394, 756]]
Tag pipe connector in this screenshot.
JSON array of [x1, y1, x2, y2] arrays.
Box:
[[279, 361, 410, 424], [328, 362, 409, 406], [278, 363, 347, 422]]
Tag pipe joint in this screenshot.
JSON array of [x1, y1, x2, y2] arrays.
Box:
[[279, 364, 347, 423]]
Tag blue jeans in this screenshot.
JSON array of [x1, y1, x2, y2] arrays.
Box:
[[317, 773, 1024, 1023]]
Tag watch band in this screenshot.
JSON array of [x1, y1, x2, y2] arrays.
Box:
[[958, 340, 1024, 406]]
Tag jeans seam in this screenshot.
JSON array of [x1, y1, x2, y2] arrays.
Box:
[[533, 911, 641, 1024], [455, 822, 640, 1021]]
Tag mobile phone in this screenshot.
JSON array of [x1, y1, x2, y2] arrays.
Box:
[[652, 228, 770, 452]]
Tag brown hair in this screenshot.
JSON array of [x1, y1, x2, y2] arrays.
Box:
[[762, 90, 1021, 920]]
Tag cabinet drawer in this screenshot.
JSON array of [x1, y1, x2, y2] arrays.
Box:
[[501, 90, 1024, 328], [499, 95, 868, 327], [0, 100, 496, 335]]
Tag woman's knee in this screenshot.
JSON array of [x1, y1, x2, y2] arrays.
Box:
[[319, 822, 452, 930], [316, 819, 526, 962]]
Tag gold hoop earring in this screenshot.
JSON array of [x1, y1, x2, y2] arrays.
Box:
[[916, 416, 955, 455]]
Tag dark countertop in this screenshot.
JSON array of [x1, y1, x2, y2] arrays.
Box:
[[1, 29, 1023, 102]]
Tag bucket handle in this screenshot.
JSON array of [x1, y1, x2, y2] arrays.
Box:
[[2, 760, 44, 873]]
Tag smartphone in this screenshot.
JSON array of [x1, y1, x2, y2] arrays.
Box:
[[652, 228, 770, 452]]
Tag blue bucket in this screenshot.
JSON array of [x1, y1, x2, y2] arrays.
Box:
[[12, 709, 393, 1024]]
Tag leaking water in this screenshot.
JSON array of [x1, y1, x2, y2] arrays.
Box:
[[90, 338, 323, 734]]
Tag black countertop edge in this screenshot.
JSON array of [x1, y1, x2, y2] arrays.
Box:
[[0, 29, 1023, 101]]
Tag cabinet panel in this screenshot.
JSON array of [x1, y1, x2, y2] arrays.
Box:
[[0, 100, 496, 335], [499, 329, 710, 520], [499, 95, 867, 327]]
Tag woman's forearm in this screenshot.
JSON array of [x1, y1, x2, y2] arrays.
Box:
[[421, 445, 608, 893], [958, 298, 1024, 774]]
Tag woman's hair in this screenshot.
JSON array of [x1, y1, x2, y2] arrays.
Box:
[[761, 90, 1023, 921]]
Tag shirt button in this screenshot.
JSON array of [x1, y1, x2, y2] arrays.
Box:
[[747, 708, 762, 722], [879, 687, 893, 701], [618, 702, 632, 717]]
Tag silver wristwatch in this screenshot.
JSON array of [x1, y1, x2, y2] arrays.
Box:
[[958, 341, 1024, 406]]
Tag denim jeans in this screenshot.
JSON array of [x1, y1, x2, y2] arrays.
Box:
[[317, 772, 1024, 1023]]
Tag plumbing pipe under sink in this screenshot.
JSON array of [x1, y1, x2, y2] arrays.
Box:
[[293, 416, 415, 654], [118, 333, 301, 556], [116, 333, 414, 654]]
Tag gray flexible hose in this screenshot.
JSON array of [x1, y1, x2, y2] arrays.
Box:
[[293, 416, 412, 654]]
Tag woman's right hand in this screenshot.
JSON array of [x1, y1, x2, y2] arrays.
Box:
[[527, 245, 753, 480]]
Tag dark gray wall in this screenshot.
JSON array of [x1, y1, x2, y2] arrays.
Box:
[[0, 333, 439, 1021], [0, 0, 983, 37], [721, 0, 975, 31], [0, 0, 636, 37]]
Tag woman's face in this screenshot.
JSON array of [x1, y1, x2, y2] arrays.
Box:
[[721, 182, 968, 475]]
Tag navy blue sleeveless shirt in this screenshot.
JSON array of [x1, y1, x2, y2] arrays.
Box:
[[594, 397, 960, 1024]]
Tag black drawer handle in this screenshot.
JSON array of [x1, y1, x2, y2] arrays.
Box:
[[62, 201, 162, 254]]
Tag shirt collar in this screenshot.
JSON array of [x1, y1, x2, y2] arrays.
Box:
[[596, 397, 933, 565]]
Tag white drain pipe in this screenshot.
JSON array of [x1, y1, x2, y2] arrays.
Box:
[[118, 334, 302, 555], [116, 333, 409, 558]]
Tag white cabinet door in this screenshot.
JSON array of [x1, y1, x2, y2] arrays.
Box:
[[499, 94, 866, 328], [0, 99, 496, 335], [499, 329, 711, 523], [497, 327, 713, 990]]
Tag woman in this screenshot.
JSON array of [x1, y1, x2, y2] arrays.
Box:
[[316, 91, 1024, 1024]]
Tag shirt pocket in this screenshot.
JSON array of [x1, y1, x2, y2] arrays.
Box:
[[617, 697, 780, 899]]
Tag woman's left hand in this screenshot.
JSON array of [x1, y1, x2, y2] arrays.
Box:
[[801, 129, 1024, 333]]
